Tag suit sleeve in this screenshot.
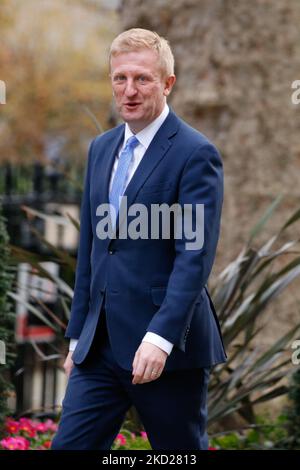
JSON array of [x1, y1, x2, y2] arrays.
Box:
[[65, 139, 95, 339], [146, 143, 224, 352]]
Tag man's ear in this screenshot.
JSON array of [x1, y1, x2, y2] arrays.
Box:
[[164, 75, 176, 96]]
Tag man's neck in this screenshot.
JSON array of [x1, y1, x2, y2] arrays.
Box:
[[127, 103, 168, 134]]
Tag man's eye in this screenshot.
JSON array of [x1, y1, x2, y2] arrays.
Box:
[[114, 75, 126, 81], [138, 76, 147, 82]]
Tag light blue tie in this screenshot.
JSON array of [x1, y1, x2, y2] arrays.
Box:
[[109, 135, 140, 224]]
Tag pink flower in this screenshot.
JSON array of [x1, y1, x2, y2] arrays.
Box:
[[29, 418, 58, 433], [131, 432, 136, 440], [34, 422, 48, 433], [33, 419, 57, 432], [44, 419, 58, 432], [19, 417, 33, 426], [5, 419, 19, 434], [208, 446, 217, 450], [18, 418, 36, 438], [115, 433, 127, 446], [140, 431, 148, 440], [0, 436, 30, 450]]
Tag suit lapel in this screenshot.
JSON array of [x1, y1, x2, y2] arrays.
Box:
[[115, 109, 180, 235]]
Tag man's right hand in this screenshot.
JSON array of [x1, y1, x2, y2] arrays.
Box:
[[63, 351, 74, 378]]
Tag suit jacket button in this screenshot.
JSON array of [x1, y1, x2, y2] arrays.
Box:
[[109, 250, 114, 255]]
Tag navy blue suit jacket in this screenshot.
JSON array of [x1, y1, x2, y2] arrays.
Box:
[[65, 109, 227, 371]]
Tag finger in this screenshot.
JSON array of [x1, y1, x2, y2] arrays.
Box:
[[148, 368, 161, 383], [143, 363, 156, 382], [142, 364, 163, 383], [132, 349, 140, 374], [132, 360, 146, 384]]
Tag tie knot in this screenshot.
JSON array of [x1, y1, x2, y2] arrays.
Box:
[[125, 135, 139, 150]]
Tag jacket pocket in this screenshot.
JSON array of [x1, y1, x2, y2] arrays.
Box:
[[151, 286, 167, 306]]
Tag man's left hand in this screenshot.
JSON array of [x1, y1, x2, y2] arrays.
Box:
[[132, 342, 168, 384]]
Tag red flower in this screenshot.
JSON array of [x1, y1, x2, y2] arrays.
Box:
[[42, 440, 52, 449], [115, 433, 127, 446], [5, 419, 19, 435]]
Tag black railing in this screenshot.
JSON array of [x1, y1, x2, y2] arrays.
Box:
[[0, 162, 83, 204]]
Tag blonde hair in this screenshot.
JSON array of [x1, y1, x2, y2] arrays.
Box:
[[109, 28, 175, 78]]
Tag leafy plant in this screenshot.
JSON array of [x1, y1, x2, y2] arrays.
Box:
[[111, 429, 151, 450], [7, 196, 300, 436], [210, 417, 288, 450], [0, 204, 16, 435], [279, 367, 300, 449], [208, 196, 300, 426]]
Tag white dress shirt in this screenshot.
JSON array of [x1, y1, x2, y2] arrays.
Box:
[[70, 103, 173, 356]]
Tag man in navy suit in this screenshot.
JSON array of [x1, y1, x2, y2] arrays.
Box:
[[51, 28, 226, 450]]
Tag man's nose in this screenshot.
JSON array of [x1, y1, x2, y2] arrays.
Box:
[[124, 79, 137, 97]]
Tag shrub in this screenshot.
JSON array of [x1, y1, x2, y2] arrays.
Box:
[[0, 204, 16, 435], [280, 367, 300, 449]]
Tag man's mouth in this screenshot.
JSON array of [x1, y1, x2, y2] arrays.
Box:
[[124, 102, 141, 109]]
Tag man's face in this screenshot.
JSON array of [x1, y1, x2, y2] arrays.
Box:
[[110, 49, 176, 133]]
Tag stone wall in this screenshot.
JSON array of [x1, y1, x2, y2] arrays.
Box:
[[119, 0, 300, 342]]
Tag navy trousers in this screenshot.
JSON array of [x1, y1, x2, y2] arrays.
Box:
[[51, 308, 210, 450]]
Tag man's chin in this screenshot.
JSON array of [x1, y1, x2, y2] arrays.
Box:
[[121, 108, 141, 118], [120, 111, 144, 125]]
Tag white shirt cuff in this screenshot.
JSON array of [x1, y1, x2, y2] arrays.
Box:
[[69, 339, 78, 352], [142, 332, 174, 355], [70, 333, 174, 355]]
